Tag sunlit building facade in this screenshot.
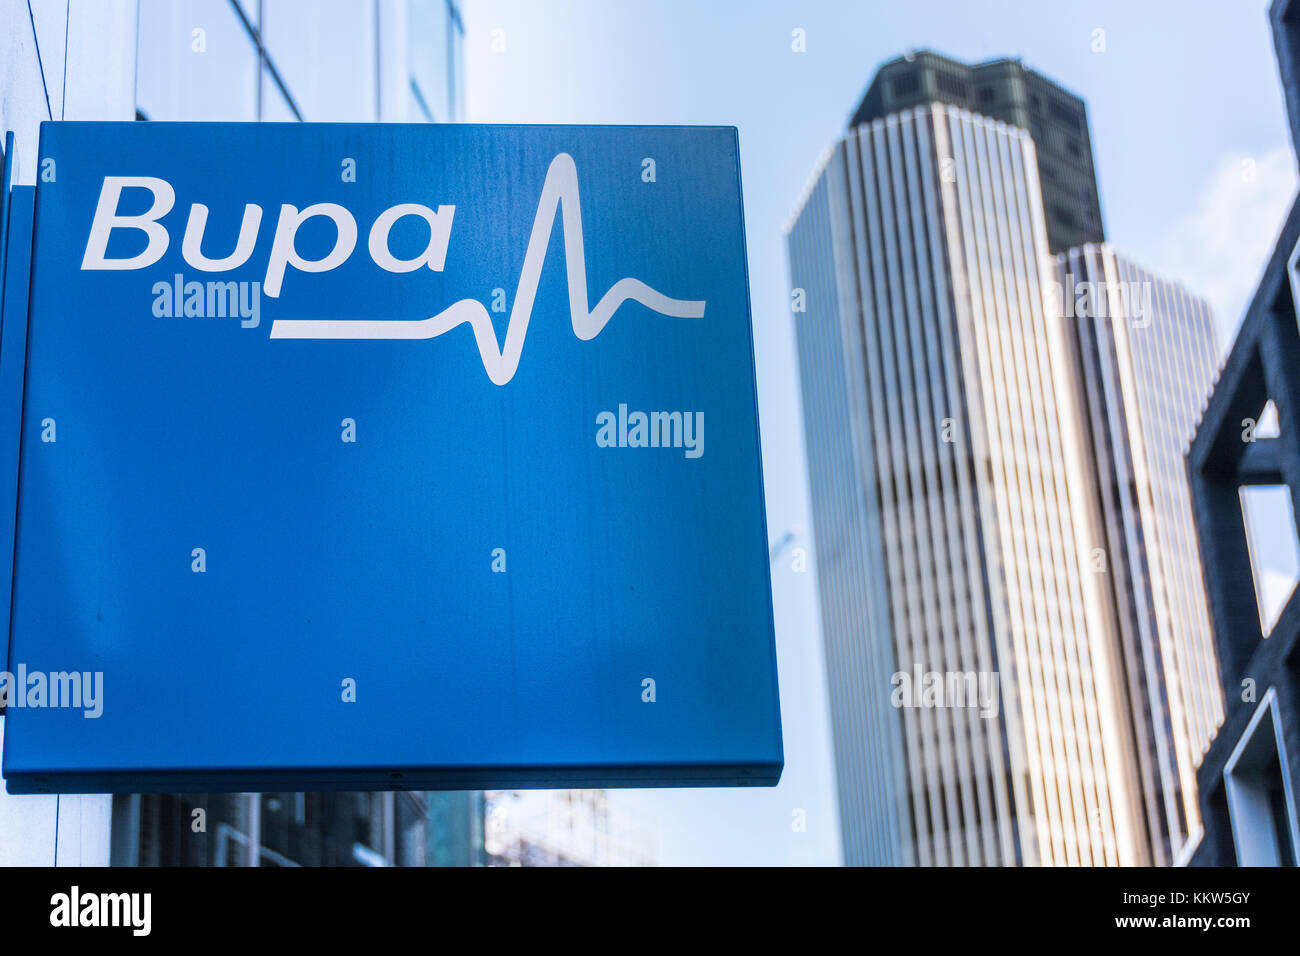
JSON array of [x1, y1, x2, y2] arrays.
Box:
[[791, 53, 1228, 864], [787, 83, 1231, 864], [1056, 245, 1223, 865], [790, 103, 1148, 865]]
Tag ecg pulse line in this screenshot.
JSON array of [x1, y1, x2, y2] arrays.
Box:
[[267, 152, 707, 386]]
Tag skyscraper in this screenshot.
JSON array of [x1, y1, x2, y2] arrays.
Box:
[[789, 69, 1222, 864], [850, 51, 1104, 254], [790, 103, 1141, 865], [1055, 246, 1223, 865]]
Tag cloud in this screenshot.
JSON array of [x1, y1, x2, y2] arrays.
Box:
[[1147, 147, 1297, 348]]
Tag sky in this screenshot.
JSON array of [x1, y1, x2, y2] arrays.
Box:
[[462, 0, 1299, 865]]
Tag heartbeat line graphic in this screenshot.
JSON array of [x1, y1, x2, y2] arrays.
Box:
[[267, 152, 707, 385]]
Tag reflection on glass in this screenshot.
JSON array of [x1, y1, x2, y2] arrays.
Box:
[[1240, 484, 1300, 634], [136, 0, 258, 121], [262, 0, 378, 121], [408, 0, 451, 121]]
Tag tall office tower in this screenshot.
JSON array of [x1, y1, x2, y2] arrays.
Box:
[[850, 51, 1104, 254], [788, 103, 1149, 866], [1055, 246, 1223, 865]]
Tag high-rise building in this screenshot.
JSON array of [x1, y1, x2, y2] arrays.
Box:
[[788, 81, 1223, 864], [790, 103, 1142, 865], [850, 51, 1104, 254], [1056, 246, 1222, 865], [0, 0, 469, 867]]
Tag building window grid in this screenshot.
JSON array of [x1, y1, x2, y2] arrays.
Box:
[[803, 161, 876, 862], [137, 0, 464, 124], [1223, 688, 1300, 865], [954, 113, 1042, 862], [896, 115, 971, 863], [227, 0, 304, 121], [846, 132, 917, 864], [828, 149, 885, 865], [802, 106, 1158, 866]]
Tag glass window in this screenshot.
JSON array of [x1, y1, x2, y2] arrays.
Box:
[[935, 71, 968, 99], [408, 0, 452, 122], [396, 792, 429, 866], [1257, 399, 1281, 438], [1239, 484, 1300, 634], [1225, 693, 1299, 865], [261, 0, 378, 121], [261, 65, 299, 121], [136, 0, 258, 121], [449, 1, 465, 120], [233, 0, 258, 28], [891, 73, 920, 98]]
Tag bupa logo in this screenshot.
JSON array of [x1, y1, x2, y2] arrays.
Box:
[[79, 154, 706, 385]]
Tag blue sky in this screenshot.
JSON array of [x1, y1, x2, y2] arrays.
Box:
[[462, 0, 1298, 865]]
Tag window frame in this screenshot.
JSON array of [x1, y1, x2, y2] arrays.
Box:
[[1223, 687, 1300, 865]]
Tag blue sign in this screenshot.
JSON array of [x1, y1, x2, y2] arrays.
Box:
[[1, 122, 781, 793]]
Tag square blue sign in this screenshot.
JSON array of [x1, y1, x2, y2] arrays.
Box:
[[1, 121, 782, 793]]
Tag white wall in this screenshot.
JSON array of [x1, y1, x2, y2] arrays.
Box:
[[0, 0, 137, 866]]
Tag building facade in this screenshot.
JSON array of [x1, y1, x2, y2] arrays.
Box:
[[134, 0, 463, 124], [790, 67, 1224, 863], [0, 0, 468, 867], [850, 51, 1104, 254], [109, 791, 478, 867], [790, 104, 1146, 865], [1055, 246, 1222, 865], [1185, 0, 1300, 870]]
